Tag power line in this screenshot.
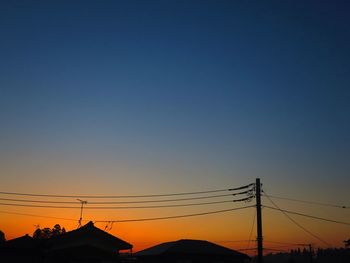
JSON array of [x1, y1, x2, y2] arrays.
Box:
[[103, 200, 236, 209], [0, 197, 253, 210], [0, 184, 254, 199], [94, 205, 255, 223], [247, 209, 256, 249], [0, 205, 255, 224], [0, 197, 81, 204], [264, 205, 350, 226], [0, 210, 78, 221], [88, 192, 251, 204], [236, 248, 257, 251], [89, 193, 236, 203], [213, 240, 254, 243], [264, 240, 304, 246], [0, 206, 254, 223], [238, 247, 289, 252], [0, 191, 250, 204], [229, 183, 255, 191], [261, 244, 298, 249], [0, 202, 80, 209], [263, 248, 289, 252], [263, 193, 331, 247], [262, 194, 349, 209]]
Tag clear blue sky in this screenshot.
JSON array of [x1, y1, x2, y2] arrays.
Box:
[[0, 1, 349, 200]]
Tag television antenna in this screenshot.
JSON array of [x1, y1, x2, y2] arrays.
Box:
[[77, 199, 88, 228]]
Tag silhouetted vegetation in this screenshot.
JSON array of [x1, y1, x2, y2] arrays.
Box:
[[263, 247, 350, 263], [344, 239, 350, 248], [32, 224, 66, 239]]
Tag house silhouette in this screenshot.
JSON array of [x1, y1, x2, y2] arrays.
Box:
[[46, 221, 132, 262], [135, 239, 249, 263], [1, 221, 133, 263]]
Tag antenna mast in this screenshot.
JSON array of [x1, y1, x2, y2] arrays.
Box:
[[77, 199, 88, 228]]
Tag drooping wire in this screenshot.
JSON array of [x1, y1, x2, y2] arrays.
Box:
[[0, 206, 255, 224], [237, 247, 289, 252], [0, 191, 251, 204], [262, 194, 349, 209], [246, 209, 256, 250], [264, 240, 309, 246], [0, 184, 254, 199], [0, 196, 253, 210], [212, 240, 254, 243], [94, 205, 255, 223], [263, 205, 350, 226], [229, 183, 255, 191], [0, 184, 254, 228], [262, 248, 289, 252], [236, 247, 260, 253], [263, 191, 331, 247], [0, 210, 78, 221]]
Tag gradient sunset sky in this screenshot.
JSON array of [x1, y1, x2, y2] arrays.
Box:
[[0, 0, 349, 253]]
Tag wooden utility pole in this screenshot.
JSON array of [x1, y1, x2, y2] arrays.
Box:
[[256, 178, 263, 263]]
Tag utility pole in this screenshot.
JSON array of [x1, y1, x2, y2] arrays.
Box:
[[77, 199, 88, 228], [256, 178, 263, 263]]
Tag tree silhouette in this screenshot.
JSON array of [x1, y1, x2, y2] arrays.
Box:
[[52, 224, 66, 236], [344, 239, 350, 248], [33, 224, 66, 239]]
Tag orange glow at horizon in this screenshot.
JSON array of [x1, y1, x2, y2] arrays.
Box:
[[1, 203, 348, 256]]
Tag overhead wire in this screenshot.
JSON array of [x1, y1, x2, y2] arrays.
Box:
[[238, 248, 289, 254], [5, 183, 340, 252], [0, 202, 82, 209], [0, 210, 78, 221], [263, 191, 331, 247], [246, 209, 256, 249], [212, 240, 254, 243], [229, 183, 255, 191], [263, 248, 289, 252], [237, 247, 289, 252], [237, 248, 258, 251], [0, 191, 251, 204], [264, 205, 350, 226], [0, 196, 254, 210], [0, 205, 255, 224], [0, 205, 254, 224], [0, 184, 254, 228], [0, 184, 254, 199], [262, 194, 349, 209], [94, 205, 255, 223], [264, 240, 304, 245]]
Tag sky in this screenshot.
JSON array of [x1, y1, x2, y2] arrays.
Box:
[[0, 0, 349, 254]]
